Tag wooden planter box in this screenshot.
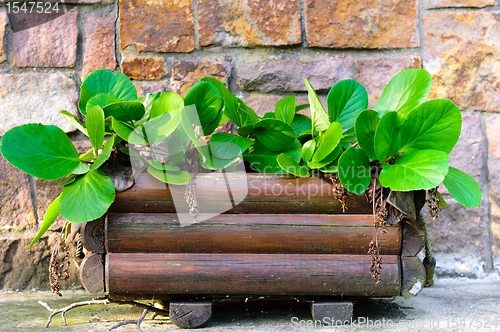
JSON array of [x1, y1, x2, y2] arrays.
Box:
[[79, 173, 426, 328]]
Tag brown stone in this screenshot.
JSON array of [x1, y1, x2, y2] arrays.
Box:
[[119, 0, 194, 53], [355, 56, 422, 108], [237, 58, 353, 93], [13, 10, 78, 67], [133, 82, 167, 96], [428, 0, 494, 8], [171, 59, 232, 95], [485, 114, 500, 269], [305, 0, 419, 49], [0, 12, 7, 63], [121, 56, 166, 81], [197, 0, 301, 47], [82, 14, 117, 78], [423, 12, 500, 111], [0, 157, 36, 228], [0, 234, 80, 291]]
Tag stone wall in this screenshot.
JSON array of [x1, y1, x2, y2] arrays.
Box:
[[0, 0, 499, 290]]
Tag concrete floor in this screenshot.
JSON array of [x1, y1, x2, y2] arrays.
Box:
[[1, 274, 500, 331]]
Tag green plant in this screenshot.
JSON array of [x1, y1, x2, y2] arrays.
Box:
[[0, 68, 481, 250]]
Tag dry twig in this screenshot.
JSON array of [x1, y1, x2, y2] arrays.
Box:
[[109, 309, 148, 332], [38, 299, 110, 327]]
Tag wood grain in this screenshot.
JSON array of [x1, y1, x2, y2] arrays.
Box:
[[105, 213, 401, 255], [110, 173, 373, 214], [105, 253, 401, 298]]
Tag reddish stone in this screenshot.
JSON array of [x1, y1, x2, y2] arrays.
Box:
[[0, 156, 36, 228], [13, 10, 78, 67], [82, 15, 117, 78], [423, 12, 500, 111], [486, 114, 500, 268], [133, 82, 167, 96], [171, 59, 231, 95], [237, 58, 353, 93], [120, 56, 166, 81], [0, 12, 7, 63], [429, 0, 494, 7], [305, 0, 419, 49], [355, 56, 422, 107], [119, 0, 194, 53], [197, 0, 301, 47]]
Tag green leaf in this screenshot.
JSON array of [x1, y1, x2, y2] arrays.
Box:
[[72, 162, 90, 175], [308, 145, 342, 169], [143, 108, 182, 144], [295, 104, 310, 112], [1, 124, 80, 180], [86, 93, 120, 112], [184, 81, 223, 136], [201, 77, 259, 127], [304, 78, 329, 133], [312, 122, 342, 162], [60, 170, 116, 222], [374, 111, 402, 162], [338, 147, 371, 194], [148, 160, 181, 171], [379, 150, 449, 191], [354, 110, 379, 160], [244, 140, 301, 173], [374, 68, 432, 116], [147, 166, 191, 185], [210, 133, 252, 159], [112, 118, 135, 142], [79, 69, 137, 114], [301, 139, 316, 162], [86, 105, 105, 152], [275, 96, 295, 125], [399, 99, 462, 154], [277, 153, 310, 177], [252, 119, 296, 152], [29, 194, 61, 248], [327, 79, 368, 129], [150, 92, 184, 119], [91, 135, 116, 171], [443, 166, 482, 208], [263, 112, 275, 119], [290, 114, 312, 137], [60, 110, 88, 136], [236, 124, 254, 137], [102, 101, 146, 123]]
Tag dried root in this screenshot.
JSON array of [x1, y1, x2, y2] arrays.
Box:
[[184, 179, 200, 218], [328, 174, 347, 212], [427, 187, 440, 220], [49, 244, 71, 296], [368, 240, 382, 283]]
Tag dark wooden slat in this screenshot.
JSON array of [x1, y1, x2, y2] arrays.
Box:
[[105, 213, 401, 255], [79, 253, 105, 294], [310, 301, 354, 324], [110, 173, 373, 214], [401, 214, 425, 257], [105, 253, 401, 297], [81, 217, 105, 254], [401, 256, 426, 297], [169, 301, 212, 328]]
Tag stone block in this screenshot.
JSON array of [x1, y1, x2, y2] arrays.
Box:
[[197, 0, 301, 47], [428, 0, 494, 8], [242, 94, 314, 117], [355, 56, 422, 108], [237, 58, 353, 93], [0, 156, 36, 228], [121, 55, 166, 81], [0, 12, 7, 63], [0, 72, 79, 136], [119, 0, 194, 53], [133, 82, 167, 96], [485, 114, 500, 271], [82, 14, 117, 78], [0, 234, 80, 291], [13, 10, 78, 67], [171, 59, 231, 95], [305, 0, 418, 49], [423, 12, 500, 111]]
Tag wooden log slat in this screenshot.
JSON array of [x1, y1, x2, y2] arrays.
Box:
[[401, 215, 426, 257], [105, 213, 401, 255], [110, 173, 373, 214], [105, 253, 401, 297], [79, 253, 105, 294], [401, 256, 426, 297]]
